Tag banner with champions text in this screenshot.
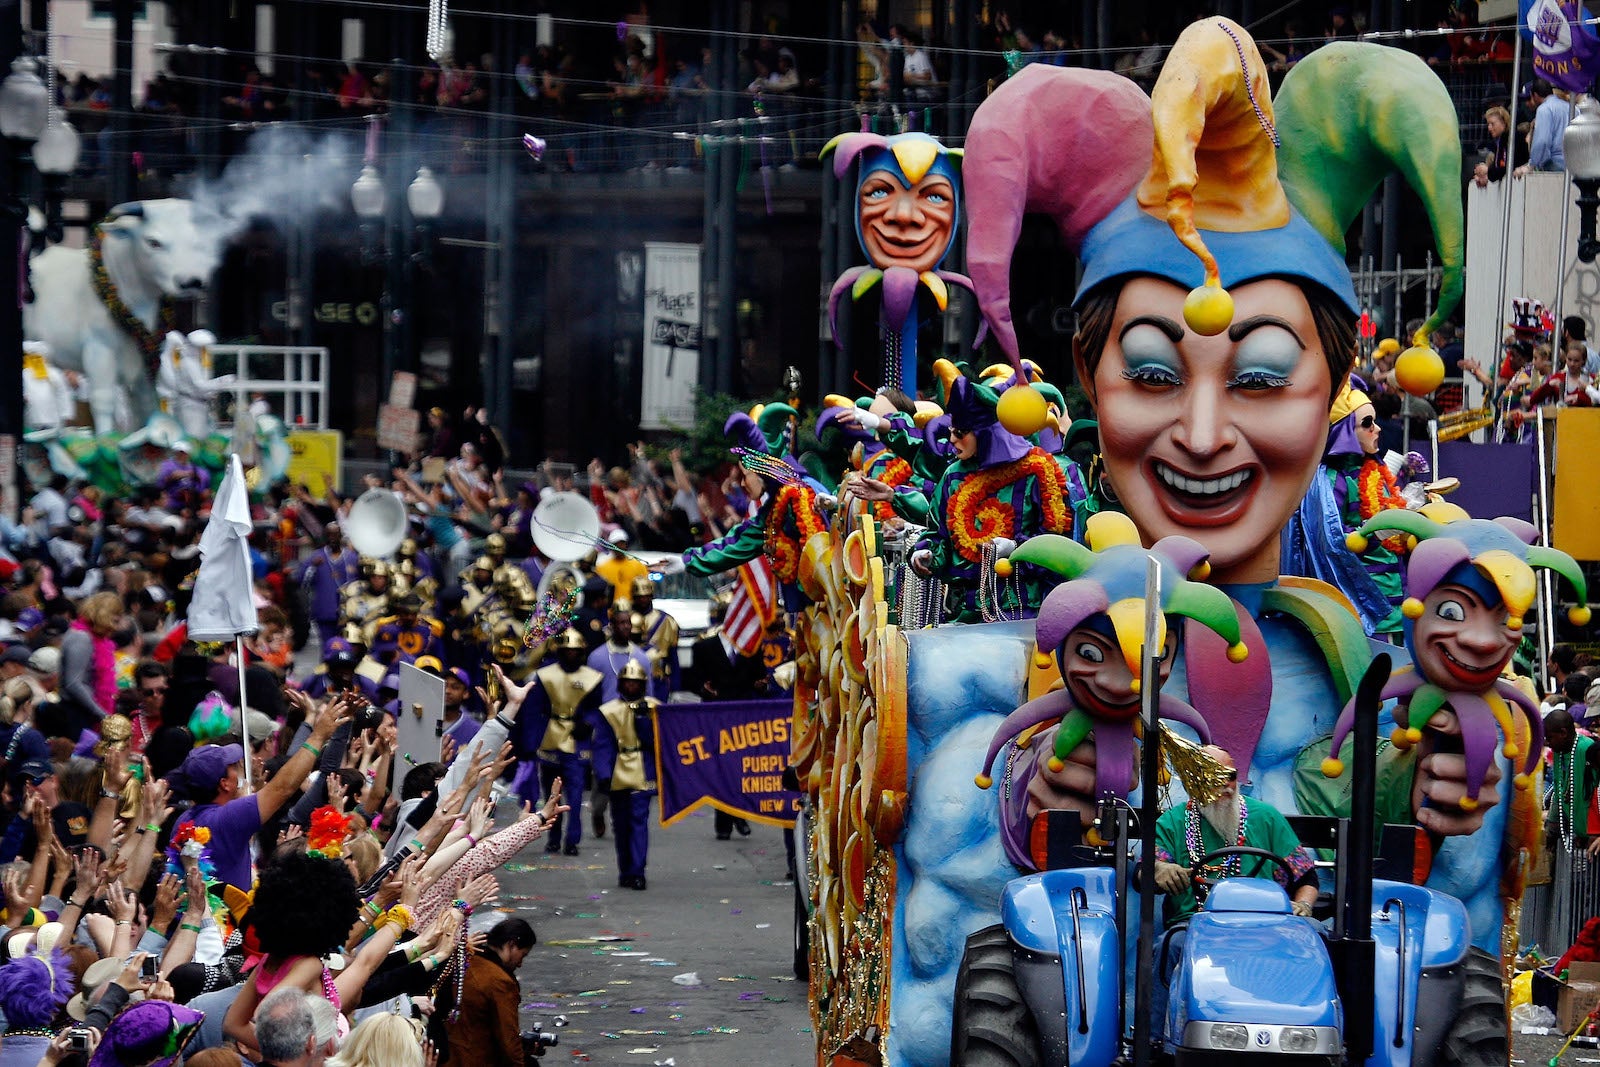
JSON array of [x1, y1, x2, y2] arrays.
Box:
[[653, 699, 802, 829]]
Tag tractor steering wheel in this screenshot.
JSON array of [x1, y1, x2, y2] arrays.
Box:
[[1191, 846, 1297, 896]]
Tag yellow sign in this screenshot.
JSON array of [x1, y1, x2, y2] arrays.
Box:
[[1554, 409, 1600, 561], [286, 430, 343, 493]]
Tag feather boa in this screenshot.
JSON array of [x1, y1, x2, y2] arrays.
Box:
[[72, 618, 117, 716]]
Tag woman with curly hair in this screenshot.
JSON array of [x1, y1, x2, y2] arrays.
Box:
[[222, 851, 423, 1055]]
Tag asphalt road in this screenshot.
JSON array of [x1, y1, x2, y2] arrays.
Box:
[[496, 802, 815, 1067]]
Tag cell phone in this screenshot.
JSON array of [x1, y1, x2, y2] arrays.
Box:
[[140, 955, 159, 980], [67, 1029, 91, 1053]]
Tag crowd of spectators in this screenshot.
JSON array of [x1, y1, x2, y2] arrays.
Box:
[[41, 3, 1531, 179]]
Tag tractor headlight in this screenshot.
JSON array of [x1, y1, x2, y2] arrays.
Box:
[[1209, 1024, 1250, 1050], [1280, 1027, 1319, 1053]]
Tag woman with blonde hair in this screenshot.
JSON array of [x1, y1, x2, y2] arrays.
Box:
[[327, 1010, 433, 1067], [54, 590, 124, 737]]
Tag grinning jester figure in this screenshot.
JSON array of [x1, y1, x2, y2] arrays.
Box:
[[661, 404, 829, 613], [822, 131, 977, 397], [974, 512, 1249, 869], [1322, 504, 1591, 837], [910, 359, 1071, 622]]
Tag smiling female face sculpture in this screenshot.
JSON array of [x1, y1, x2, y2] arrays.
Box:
[[1078, 276, 1346, 584]]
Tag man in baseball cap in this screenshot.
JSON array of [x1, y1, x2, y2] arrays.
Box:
[[166, 690, 352, 892]]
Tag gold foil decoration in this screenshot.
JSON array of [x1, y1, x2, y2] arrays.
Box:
[[1159, 726, 1234, 805]]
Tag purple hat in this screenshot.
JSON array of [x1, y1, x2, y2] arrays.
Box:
[[322, 635, 357, 666], [945, 373, 1032, 467], [14, 608, 43, 632], [89, 1000, 204, 1067], [447, 667, 471, 686], [0, 950, 74, 1027], [173, 743, 245, 798]]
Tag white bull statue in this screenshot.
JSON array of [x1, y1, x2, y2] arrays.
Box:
[[25, 199, 219, 434]]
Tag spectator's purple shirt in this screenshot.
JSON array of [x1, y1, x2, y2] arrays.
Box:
[[175, 794, 262, 892]]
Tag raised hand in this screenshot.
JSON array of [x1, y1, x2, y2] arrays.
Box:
[[465, 797, 494, 841], [151, 873, 182, 931], [105, 879, 137, 923], [490, 662, 538, 716], [460, 872, 499, 911]]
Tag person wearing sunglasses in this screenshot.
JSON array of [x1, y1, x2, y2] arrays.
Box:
[[1283, 378, 1412, 637]]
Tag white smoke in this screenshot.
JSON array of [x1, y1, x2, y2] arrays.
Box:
[[183, 125, 363, 241]]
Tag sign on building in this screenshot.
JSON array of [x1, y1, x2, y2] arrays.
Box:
[[639, 242, 701, 431]]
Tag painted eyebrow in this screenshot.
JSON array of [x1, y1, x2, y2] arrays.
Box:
[[1118, 315, 1184, 343], [1227, 315, 1305, 347]]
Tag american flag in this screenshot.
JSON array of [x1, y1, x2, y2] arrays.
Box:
[[724, 556, 779, 656]]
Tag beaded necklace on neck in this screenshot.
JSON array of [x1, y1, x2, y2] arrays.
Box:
[[1186, 796, 1249, 877]]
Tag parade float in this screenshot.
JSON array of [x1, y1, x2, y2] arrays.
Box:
[[763, 16, 1584, 1067], [20, 200, 295, 494]]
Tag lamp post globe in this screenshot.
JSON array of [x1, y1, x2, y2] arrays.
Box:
[[0, 56, 48, 144], [32, 116, 80, 176], [351, 165, 386, 219], [407, 166, 444, 219], [1566, 96, 1600, 263]]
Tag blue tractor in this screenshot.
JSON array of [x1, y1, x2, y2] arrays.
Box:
[[950, 654, 1507, 1066]]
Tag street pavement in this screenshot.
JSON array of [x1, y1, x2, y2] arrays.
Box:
[[494, 802, 815, 1067]]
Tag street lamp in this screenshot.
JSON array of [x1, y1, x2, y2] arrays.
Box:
[[0, 54, 48, 521], [1564, 95, 1600, 263], [33, 113, 80, 244]]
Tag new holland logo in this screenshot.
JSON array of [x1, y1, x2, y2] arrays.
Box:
[[1255, 1030, 1273, 1047]]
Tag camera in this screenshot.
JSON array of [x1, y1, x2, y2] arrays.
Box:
[[140, 955, 160, 981], [66, 1029, 92, 1053], [521, 1025, 559, 1061]]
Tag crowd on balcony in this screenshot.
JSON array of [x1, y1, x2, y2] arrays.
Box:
[[36, 3, 1536, 180]]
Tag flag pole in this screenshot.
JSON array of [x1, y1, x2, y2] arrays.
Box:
[[235, 633, 253, 791]]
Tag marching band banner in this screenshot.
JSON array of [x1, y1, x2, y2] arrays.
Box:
[[639, 242, 702, 431], [653, 699, 802, 829]]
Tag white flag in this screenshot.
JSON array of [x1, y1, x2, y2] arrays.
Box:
[[187, 454, 260, 641]]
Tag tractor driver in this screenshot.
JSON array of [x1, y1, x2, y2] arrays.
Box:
[[1152, 745, 1319, 924]]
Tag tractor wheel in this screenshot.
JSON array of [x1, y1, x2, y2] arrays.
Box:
[[950, 925, 1044, 1067], [792, 881, 810, 982], [1437, 946, 1508, 1066]]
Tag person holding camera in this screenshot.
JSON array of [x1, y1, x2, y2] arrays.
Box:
[[435, 918, 535, 1066]]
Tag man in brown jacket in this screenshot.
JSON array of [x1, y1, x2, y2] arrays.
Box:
[[439, 918, 535, 1066]]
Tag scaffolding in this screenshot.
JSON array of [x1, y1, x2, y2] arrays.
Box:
[[1351, 250, 1442, 360]]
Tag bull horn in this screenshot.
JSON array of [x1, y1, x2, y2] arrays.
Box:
[[104, 202, 145, 221]]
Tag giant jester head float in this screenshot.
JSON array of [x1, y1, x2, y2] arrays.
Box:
[[963, 20, 1465, 584], [1322, 504, 1592, 809], [822, 132, 977, 397], [827, 131, 961, 275]]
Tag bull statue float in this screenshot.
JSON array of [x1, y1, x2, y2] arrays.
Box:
[[21, 199, 289, 493]]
